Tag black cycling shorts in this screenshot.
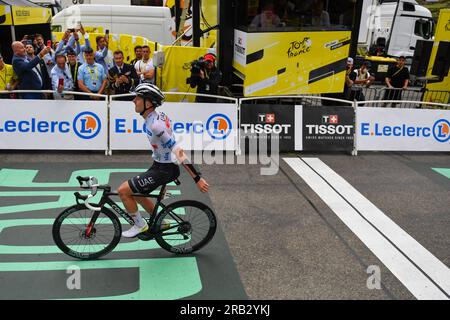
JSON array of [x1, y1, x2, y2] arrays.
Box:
[[128, 162, 180, 194]]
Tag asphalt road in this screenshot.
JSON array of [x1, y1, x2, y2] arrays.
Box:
[[0, 151, 448, 300]]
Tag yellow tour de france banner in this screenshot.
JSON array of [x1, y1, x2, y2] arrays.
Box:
[[423, 9, 450, 105], [161, 45, 208, 102], [11, 6, 52, 26], [234, 30, 352, 97]]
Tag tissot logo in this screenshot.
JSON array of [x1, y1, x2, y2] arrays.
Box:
[[322, 115, 339, 124], [258, 114, 275, 124]]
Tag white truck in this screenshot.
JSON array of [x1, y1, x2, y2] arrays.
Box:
[[51, 4, 175, 45], [358, 0, 434, 58]]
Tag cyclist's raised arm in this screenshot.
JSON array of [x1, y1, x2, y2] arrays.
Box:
[[172, 145, 209, 193]]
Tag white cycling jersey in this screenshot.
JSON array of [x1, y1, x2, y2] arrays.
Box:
[[145, 110, 178, 163]]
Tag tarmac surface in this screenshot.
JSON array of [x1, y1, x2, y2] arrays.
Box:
[[0, 151, 449, 300]]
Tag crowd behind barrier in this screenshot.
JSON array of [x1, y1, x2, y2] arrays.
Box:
[[1, 30, 448, 107], [0, 27, 224, 104]]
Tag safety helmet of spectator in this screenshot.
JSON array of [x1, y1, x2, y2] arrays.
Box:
[[132, 83, 165, 114]]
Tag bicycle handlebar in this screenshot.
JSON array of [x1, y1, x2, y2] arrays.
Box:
[[75, 176, 102, 211]]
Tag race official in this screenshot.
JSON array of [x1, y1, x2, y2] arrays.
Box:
[[77, 47, 107, 100]]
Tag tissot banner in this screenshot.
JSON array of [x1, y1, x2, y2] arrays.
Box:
[[240, 104, 296, 152], [297, 106, 355, 151]]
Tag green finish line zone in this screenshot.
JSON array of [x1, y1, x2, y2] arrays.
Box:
[[0, 257, 202, 300], [432, 168, 450, 180], [0, 168, 205, 300]]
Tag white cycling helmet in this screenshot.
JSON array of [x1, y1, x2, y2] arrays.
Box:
[[132, 83, 165, 108]]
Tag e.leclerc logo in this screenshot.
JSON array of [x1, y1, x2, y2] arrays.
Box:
[[361, 119, 450, 143], [73, 112, 101, 139], [0, 111, 101, 140], [206, 113, 232, 140], [433, 119, 450, 143], [115, 113, 233, 140]]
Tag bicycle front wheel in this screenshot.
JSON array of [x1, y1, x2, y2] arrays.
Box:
[[52, 204, 122, 260], [155, 200, 217, 254]]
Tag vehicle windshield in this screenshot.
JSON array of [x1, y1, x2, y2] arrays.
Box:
[[234, 0, 357, 32]]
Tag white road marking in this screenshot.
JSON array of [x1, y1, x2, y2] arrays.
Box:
[[283, 157, 449, 300]]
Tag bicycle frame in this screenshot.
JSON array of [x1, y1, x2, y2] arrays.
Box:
[[79, 183, 185, 236]]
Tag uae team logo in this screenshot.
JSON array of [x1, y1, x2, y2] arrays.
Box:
[[73, 111, 102, 139], [206, 114, 233, 140]]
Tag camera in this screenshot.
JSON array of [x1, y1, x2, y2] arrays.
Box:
[[186, 57, 207, 85]]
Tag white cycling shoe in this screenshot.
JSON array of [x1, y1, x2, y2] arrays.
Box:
[[122, 222, 149, 238]]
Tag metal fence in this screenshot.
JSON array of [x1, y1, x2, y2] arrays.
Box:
[[1, 87, 449, 109]]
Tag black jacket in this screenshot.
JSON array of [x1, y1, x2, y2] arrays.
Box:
[[108, 63, 139, 96], [190, 67, 222, 102]]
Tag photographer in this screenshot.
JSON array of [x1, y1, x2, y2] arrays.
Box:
[[188, 53, 222, 103]]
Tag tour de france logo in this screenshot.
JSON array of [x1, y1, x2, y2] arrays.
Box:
[[287, 37, 312, 58], [73, 112, 102, 140]]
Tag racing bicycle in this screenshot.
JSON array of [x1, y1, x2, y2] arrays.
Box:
[[52, 176, 217, 260]]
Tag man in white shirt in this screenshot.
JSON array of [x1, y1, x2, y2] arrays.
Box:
[[51, 54, 75, 100], [134, 45, 155, 84]]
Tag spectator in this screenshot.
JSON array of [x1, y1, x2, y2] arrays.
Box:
[[384, 56, 410, 107], [34, 34, 46, 56], [311, 0, 330, 28], [66, 48, 82, 99], [189, 53, 222, 103], [250, 1, 282, 28], [351, 61, 375, 104], [95, 35, 113, 72], [108, 50, 139, 100], [135, 45, 155, 84], [25, 42, 52, 92], [77, 25, 109, 67], [77, 47, 107, 100], [0, 53, 19, 99], [55, 30, 80, 57], [343, 57, 356, 100], [12, 41, 51, 99], [130, 45, 143, 66], [51, 54, 75, 100], [32, 34, 57, 80]]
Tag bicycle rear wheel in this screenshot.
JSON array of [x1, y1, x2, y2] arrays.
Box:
[[155, 200, 217, 254], [52, 204, 121, 260]]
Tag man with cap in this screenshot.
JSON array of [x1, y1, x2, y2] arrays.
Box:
[[343, 57, 357, 100], [0, 53, 19, 99], [77, 47, 107, 100], [66, 48, 82, 98], [350, 60, 375, 104], [190, 52, 222, 103]]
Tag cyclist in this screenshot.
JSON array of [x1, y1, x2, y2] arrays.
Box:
[[118, 83, 210, 238]]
